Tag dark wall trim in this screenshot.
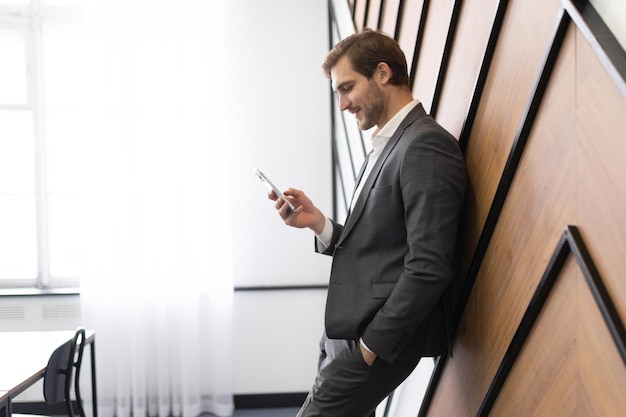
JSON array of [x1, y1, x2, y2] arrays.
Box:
[[0, 287, 80, 297], [452, 7, 570, 332], [565, 0, 626, 98], [0, 286, 328, 296], [362, 0, 372, 30], [234, 285, 328, 292], [475, 226, 626, 416], [429, 0, 463, 118], [408, 0, 430, 89], [12, 401, 82, 416], [416, 356, 445, 417], [393, 0, 406, 40], [375, 0, 384, 30], [458, 0, 509, 153], [421, 6, 569, 417], [329, 4, 341, 222], [422, 1, 626, 413], [234, 392, 308, 409], [454, 0, 626, 333]]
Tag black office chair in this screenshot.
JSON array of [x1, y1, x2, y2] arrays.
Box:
[[45, 327, 87, 417], [15, 328, 87, 417]]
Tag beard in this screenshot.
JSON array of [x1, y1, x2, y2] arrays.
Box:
[[357, 80, 385, 131]]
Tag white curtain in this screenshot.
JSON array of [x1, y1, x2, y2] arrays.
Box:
[[76, 1, 234, 416]]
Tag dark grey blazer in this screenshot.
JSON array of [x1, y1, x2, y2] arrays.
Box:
[[318, 103, 467, 364]]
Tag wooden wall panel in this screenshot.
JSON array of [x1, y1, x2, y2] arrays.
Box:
[[577, 263, 626, 416], [379, 0, 402, 37], [353, 0, 368, 31], [488, 250, 626, 416], [332, 0, 626, 415], [396, 0, 426, 77], [411, 0, 455, 114], [426, 22, 577, 417], [459, 0, 562, 278], [490, 257, 579, 417], [365, 0, 382, 29], [575, 29, 626, 322], [435, 0, 499, 139]]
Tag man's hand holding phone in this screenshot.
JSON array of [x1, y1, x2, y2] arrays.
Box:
[[255, 169, 326, 234], [254, 169, 296, 212]]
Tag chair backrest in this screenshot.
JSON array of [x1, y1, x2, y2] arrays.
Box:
[[42, 328, 87, 417]]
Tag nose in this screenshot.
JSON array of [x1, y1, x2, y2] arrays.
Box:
[[339, 95, 350, 112]]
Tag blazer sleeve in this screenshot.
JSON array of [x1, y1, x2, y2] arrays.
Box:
[[314, 218, 344, 256]]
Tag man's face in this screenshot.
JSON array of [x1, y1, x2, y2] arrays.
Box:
[[331, 56, 385, 131]]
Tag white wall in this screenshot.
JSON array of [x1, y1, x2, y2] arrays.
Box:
[[233, 290, 326, 394], [225, 0, 333, 289], [224, 0, 332, 395]]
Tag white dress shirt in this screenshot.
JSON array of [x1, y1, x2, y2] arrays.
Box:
[[316, 99, 420, 249]]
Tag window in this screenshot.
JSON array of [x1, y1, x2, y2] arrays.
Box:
[[0, 0, 82, 289]]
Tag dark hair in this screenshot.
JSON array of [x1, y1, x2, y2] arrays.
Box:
[[322, 29, 409, 88]]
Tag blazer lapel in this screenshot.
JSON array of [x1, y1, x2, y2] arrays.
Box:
[[337, 104, 425, 245]]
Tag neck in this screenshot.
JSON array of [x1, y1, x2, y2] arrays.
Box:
[[378, 88, 414, 129]]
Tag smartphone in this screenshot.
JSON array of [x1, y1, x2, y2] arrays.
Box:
[[254, 169, 296, 212]]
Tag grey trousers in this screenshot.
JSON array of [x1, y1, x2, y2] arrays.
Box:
[[296, 332, 422, 417]]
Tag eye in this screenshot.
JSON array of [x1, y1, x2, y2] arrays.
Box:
[[335, 82, 354, 94]]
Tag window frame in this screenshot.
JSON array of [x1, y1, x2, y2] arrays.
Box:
[[0, 1, 78, 290]]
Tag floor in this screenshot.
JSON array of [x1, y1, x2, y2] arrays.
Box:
[[232, 408, 299, 417]]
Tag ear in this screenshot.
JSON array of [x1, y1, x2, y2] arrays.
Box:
[[376, 62, 392, 84]]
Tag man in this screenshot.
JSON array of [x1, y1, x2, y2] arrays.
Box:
[[269, 29, 467, 416]]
